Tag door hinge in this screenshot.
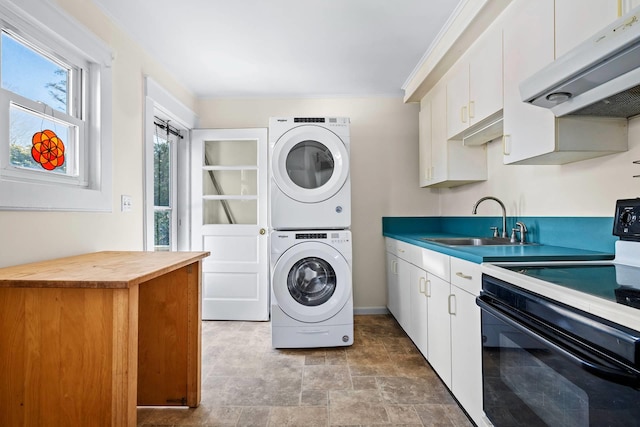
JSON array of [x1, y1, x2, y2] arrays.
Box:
[[166, 397, 188, 406]]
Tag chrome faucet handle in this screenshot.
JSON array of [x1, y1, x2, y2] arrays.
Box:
[[490, 226, 499, 238], [510, 228, 519, 243], [515, 221, 527, 243]]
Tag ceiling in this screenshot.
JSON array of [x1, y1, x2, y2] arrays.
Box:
[[91, 0, 464, 98]]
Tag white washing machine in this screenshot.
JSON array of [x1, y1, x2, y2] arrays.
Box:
[[270, 229, 353, 348], [269, 117, 351, 230]]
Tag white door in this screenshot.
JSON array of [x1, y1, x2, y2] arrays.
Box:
[[191, 128, 268, 320]]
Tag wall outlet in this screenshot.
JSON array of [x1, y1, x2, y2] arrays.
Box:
[[121, 195, 132, 212]]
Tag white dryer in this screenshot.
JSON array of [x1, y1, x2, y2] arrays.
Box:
[[269, 117, 351, 230], [270, 229, 353, 348]]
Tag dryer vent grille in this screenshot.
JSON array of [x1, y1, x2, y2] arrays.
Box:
[[294, 117, 325, 123]]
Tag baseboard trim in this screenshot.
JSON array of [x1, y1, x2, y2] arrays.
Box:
[[353, 307, 389, 315]]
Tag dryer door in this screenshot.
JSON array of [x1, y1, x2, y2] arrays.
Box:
[[272, 241, 351, 323], [271, 126, 349, 203]]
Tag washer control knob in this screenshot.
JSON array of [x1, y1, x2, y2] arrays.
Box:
[[335, 206, 343, 213], [342, 335, 349, 343]]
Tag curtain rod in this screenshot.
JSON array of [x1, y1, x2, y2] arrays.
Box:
[[154, 116, 184, 139]]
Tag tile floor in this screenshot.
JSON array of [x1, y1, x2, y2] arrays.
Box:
[[137, 314, 473, 426]]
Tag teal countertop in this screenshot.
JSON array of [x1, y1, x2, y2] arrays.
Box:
[[383, 217, 616, 264]]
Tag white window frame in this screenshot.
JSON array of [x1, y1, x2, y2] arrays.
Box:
[[144, 77, 197, 251], [0, 0, 112, 211]]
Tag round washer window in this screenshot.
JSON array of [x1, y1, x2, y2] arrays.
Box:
[[285, 140, 334, 189], [287, 257, 336, 306]]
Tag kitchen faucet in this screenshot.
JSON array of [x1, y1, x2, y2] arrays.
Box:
[[472, 196, 507, 238]]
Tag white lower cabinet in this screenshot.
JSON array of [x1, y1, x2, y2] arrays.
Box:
[[409, 263, 428, 356], [386, 252, 401, 321], [385, 238, 417, 333], [426, 273, 452, 388], [385, 238, 483, 426]]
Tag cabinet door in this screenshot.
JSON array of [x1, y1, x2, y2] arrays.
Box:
[[450, 285, 483, 426], [555, 0, 618, 57], [446, 61, 470, 139], [430, 84, 448, 184], [418, 96, 432, 187], [396, 258, 411, 332], [409, 264, 428, 357], [426, 274, 451, 388], [469, 25, 502, 126], [502, 0, 556, 164], [386, 252, 400, 321]]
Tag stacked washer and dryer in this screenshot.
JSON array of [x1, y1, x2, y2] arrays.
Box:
[[269, 117, 353, 348]]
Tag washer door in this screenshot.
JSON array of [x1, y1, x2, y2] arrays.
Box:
[[272, 126, 349, 203], [272, 241, 351, 323]]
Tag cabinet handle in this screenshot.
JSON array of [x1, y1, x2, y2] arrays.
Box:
[[455, 271, 472, 280], [448, 294, 456, 315], [461, 106, 468, 123], [469, 101, 475, 119], [426, 279, 431, 297], [419, 277, 426, 294], [503, 134, 511, 155], [392, 260, 398, 274]]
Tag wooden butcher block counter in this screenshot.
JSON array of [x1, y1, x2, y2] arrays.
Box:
[[0, 251, 209, 427]]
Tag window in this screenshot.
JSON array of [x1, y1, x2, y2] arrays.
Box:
[[153, 117, 181, 251], [143, 77, 195, 252], [0, 0, 112, 211]]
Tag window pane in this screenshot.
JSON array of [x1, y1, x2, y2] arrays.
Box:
[[202, 170, 257, 196], [1, 32, 69, 113], [10, 104, 75, 175], [204, 139, 257, 167], [154, 210, 170, 250], [203, 199, 257, 225], [154, 134, 170, 207]]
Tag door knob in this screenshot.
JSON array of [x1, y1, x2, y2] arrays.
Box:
[[259, 228, 266, 235]]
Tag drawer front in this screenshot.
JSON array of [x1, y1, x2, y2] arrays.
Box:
[[450, 257, 481, 295], [420, 247, 450, 281], [385, 238, 420, 265], [395, 239, 420, 265], [385, 237, 398, 253]]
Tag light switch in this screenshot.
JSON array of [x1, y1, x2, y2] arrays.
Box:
[[121, 195, 132, 212]]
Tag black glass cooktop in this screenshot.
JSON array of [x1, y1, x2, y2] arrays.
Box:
[[505, 264, 640, 309]]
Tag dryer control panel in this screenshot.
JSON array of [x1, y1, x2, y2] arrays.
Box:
[[295, 231, 350, 244]]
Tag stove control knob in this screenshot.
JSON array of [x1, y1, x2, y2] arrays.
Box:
[[620, 210, 634, 225]]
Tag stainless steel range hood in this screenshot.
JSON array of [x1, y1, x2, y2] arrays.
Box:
[[520, 6, 640, 118]]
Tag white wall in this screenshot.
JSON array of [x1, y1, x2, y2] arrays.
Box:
[[439, 117, 640, 218], [196, 97, 438, 310], [0, 0, 196, 268]]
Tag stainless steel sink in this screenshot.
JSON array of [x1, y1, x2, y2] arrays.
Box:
[[421, 237, 536, 246]]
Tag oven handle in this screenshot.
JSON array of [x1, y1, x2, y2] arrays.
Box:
[[477, 295, 640, 388]]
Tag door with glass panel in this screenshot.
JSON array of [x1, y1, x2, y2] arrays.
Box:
[[191, 128, 268, 320]]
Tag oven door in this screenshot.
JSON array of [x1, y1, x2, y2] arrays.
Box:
[[477, 292, 640, 426]]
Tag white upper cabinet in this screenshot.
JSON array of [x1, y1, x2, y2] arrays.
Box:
[[418, 96, 432, 188], [502, 0, 628, 165], [447, 26, 503, 140], [446, 60, 470, 139], [555, 0, 619, 57], [420, 82, 487, 188], [502, 0, 556, 164]]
